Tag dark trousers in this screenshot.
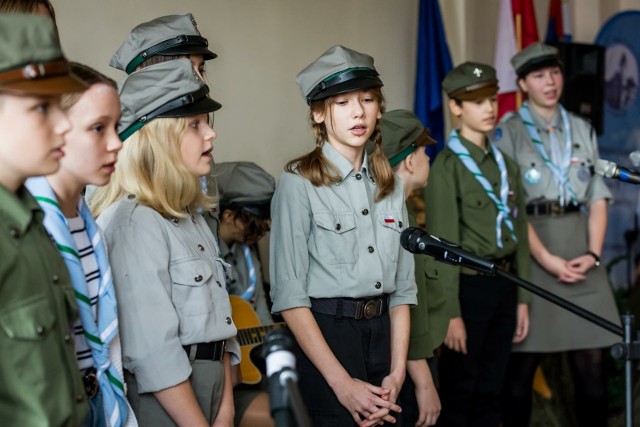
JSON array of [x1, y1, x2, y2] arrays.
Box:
[[437, 274, 517, 427], [295, 311, 394, 426]]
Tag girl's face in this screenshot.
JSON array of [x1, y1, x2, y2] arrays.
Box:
[[0, 93, 69, 189], [450, 95, 498, 135], [413, 146, 431, 188], [180, 113, 216, 177], [313, 89, 381, 157], [59, 83, 122, 187], [519, 66, 563, 110]]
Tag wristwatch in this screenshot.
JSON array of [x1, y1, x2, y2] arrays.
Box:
[[586, 250, 601, 267]]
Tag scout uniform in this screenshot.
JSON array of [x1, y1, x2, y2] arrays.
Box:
[[110, 13, 216, 74], [96, 60, 239, 426], [374, 109, 447, 427], [270, 45, 417, 425], [496, 43, 620, 352], [425, 62, 530, 426], [0, 14, 89, 426]]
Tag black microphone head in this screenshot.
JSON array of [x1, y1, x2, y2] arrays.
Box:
[[400, 227, 424, 253]]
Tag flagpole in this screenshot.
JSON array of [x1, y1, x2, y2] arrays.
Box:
[[515, 13, 523, 108]]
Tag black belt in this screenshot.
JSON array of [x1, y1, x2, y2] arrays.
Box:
[[183, 340, 226, 361], [310, 295, 389, 320], [526, 200, 582, 216], [82, 367, 99, 398]]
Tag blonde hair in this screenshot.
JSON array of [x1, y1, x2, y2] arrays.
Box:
[[90, 117, 215, 218], [285, 87, 395, 201]]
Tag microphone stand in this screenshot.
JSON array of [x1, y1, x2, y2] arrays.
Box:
[[492, 267, 637, 427]]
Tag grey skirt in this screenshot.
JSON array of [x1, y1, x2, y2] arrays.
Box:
[[513, 212, 621, 352]]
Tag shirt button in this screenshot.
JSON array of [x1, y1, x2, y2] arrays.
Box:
[[76, 394, 85, 403], [477, 201, 482, 206], [217, 281, 223, 288], [375, 282, 382, 289], [36, 326, 45, 335], [368, 246, 374, 253], [362, 209, 369, 216], [197, 244, 205, 251], [398, 221, 403, 228], [355, 173, 362, 180], [64, 334, 71, 342], [194, 274, 203, 282], [171, 218, 179, 224], [226, 317, 232, 325], [52, 274, 59, 284], [9, 227, 20, 238], [127, 194, 135, 199], [335, 223, 341, 231]]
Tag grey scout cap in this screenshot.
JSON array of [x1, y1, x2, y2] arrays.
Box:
[[0, 14, 86, 95], [216, 161, 275, 218], [442, 61, 499, 101], [296, 45, 383, 105], [110, 13, 216, 74], [511, 42, 562, 78], [378, 109, 436, 167], [118, 58, 221, 141]]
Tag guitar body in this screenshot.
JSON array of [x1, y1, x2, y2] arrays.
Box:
[[229, 295, 284, 385]]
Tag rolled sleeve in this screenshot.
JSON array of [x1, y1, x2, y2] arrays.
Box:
[[390, 204, 417, 308], [225, 337, 241, 366]]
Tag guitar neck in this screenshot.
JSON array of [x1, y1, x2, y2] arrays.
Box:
[[236, 323, 285, 347]]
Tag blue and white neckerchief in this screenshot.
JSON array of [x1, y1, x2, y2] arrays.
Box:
[[518, 101, 577, 206], [239, 243, 256, 302], [447, 130, 516, 248]]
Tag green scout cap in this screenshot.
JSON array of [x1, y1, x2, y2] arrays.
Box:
[[442, 61, 499, 101], [296, 45, 383, 105], [215, 161, 275, 218], [0, 14, 86, 95], [118, 58, 221, 141], [511, 42, 562, 78], [376, 109, 436, 167], [110, 13, 216, 74]]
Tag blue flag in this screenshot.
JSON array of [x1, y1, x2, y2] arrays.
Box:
[[414, 0, 453, 160]]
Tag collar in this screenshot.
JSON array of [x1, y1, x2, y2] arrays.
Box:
[[0, 184, 41, 234], [529, 105, 563, 133], [321, 142, 376, 184], [219, 237, 231, 259], [456, 131, 494, 164]]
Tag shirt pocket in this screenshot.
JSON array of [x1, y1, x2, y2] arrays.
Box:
[[313, 211, 357, 265], [461, 190, 492, 217], [0, 295, 56, 341], [377, 211, 404, 262], [170, 257, 214, 316]]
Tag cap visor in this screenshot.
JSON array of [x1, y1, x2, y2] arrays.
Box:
[[0, 73, 87, 96], [415, 128, 437, 146], [517, 57, 562, 77], [161, 45, 217, 61], [456, 84, 499, 101], [311, 77, 383, 102], [159, 95, 222, 117]]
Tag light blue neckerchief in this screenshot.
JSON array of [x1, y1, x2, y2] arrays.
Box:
[[26, 177, 128, 427], [518, 101, 577, 205], [240, 243, 256, 302], [447, 130, 516, 248]]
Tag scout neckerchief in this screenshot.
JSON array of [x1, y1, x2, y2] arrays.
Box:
[[240, 243, 256, 302], [26, 177, 129, 427], [447, 130, 516, 248], [518, 101, 577, 206]]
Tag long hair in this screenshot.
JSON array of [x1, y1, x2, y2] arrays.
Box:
[[285, 87, 395, 201], [61, 63, 116, 111], [90, 117, 215, 218]]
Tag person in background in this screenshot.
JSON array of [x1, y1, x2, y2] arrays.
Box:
[[0, 0, 56, 22], [270, 45, 417, 426], [424, 62, 531, 427], [90, 59, 239, 427], [0, 13, 89, 426], [497, 42, 620, 427], [211, 161, 275, 427], [373, 109, 444, 427]]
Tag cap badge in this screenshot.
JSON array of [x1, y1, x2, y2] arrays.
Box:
[[473, 68, 482, 78]]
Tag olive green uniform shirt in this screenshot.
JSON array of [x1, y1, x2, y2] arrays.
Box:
[[0, 185, 88, 426], [424, 133, 531, 317], [270, 143, 417, 313]]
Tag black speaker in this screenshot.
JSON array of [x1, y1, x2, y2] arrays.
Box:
[[550, 42, 605, 135]]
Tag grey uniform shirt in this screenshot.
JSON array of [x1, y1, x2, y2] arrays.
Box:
[[97, 196, 240, 393], [269, 143, 417, 313], [497, 108, 612, 205]]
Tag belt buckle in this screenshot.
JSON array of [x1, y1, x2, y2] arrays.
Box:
[[550, 201, 562, 216], [213, 340, 226, 361], [363, 300, 378, 319], [83, 369, 99, 399]]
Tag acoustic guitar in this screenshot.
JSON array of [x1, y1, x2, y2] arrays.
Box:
[[229, 295, 286, 385]]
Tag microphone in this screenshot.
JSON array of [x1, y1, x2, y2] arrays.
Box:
[[594, 159, 640, 185], [400, 227, 495, 274]]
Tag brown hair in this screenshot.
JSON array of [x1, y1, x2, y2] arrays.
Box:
[[135, 54, 207, 78], [222, 207, 271, 244], [285, 87, 395, 201], [60, 63, 116, 111]]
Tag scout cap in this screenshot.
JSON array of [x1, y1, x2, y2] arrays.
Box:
[[511, 42, 562, 78], [216, 162, 275, 218], [377, 109, 436, 167], [442, 62, 499, 101], [118, 58, 221, 141], [110, 13, 217, 74], [0, 14, 86, 95], [296, 45, 383, 105]]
